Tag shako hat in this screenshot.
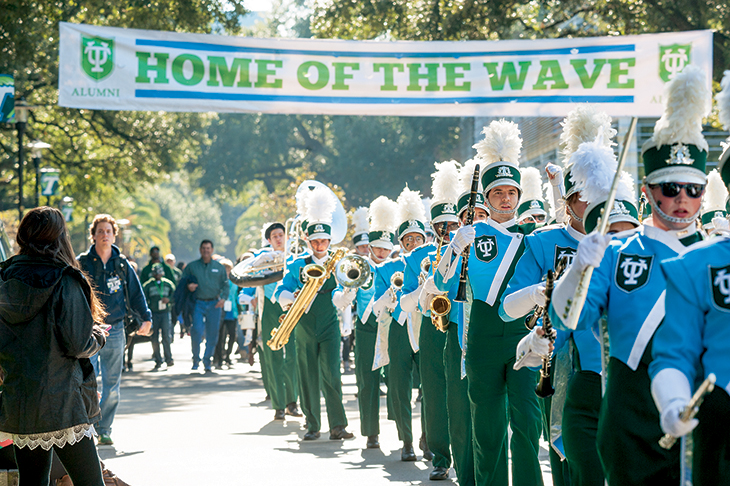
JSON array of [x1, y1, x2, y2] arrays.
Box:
[[570, 136, 640, 234], [716, 70, 730, 190], [516, 167, 547, 223], [700, 169, 728, 229], [474, 119, 522, 195], [351, 207, 370, 246], [304, 186, 337, 240], [456, 158, 487, 216], [430, 160, 461, 225], [560, 104, 616, 199], [396, 187, 427, 240], [641, 65, 710, 185], [368, 196, 398, 250]]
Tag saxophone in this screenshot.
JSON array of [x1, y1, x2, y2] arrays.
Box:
[[267, 247, 347, 351], [429, 221, 451, 332]]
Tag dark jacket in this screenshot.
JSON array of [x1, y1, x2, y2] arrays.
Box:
[[77, 245, 152, 325], [173, 273, 197, 322], [0, 255, 106, 434]]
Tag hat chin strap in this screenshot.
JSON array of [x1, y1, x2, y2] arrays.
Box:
[[566, 203, 583, 224], [486, 199, 516, 216], [645, 189, 701, 225]]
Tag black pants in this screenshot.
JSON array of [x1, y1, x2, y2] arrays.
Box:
[[694, 386, 730, 486], [341, 335, 353, 363], [13, 436, 103, 486], [213, 319, 237, 365]]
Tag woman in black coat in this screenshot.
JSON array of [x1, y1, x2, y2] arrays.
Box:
[[0, 207, 107, 486]]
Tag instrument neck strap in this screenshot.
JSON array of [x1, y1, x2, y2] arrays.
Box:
[[645, 189, 701, 226]]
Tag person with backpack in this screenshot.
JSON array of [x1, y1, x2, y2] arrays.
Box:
[[77, 214, 152, 446]]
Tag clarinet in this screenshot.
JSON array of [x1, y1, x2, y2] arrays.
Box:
[[535, 268, 557, 398], [454, 164, 480, 303]]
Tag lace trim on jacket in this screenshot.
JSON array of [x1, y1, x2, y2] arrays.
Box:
[[0, 424, 95, 450]]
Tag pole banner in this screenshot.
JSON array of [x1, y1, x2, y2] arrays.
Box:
[[58, 22, 712, 117]]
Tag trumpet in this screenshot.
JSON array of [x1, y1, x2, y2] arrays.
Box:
[[334, 254, 372, 288], [419, 257, 431, 285], [268, 248, 347, 350], [430, 221, 451, 332], [389, 271, 404, 304]]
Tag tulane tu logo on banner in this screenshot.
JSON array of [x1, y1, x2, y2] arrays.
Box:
[[659, 43, 691, 82], [81, 36, 114, 81]]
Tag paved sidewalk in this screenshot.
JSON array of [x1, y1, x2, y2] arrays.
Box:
[[98, 335, 554, 485]]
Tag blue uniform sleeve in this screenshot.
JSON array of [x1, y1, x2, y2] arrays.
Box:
[[434, 248, 462, 293], [373, 263, 390, 301], [550, 242, 614, 332], [402, 253, 420, 295], [274, 259, 303, 301], [127, 263, 153, 321], [499, 237, 545, 321], [649, 256, 704, 384]]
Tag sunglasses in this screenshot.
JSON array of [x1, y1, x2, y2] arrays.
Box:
[[650, 183, 705, 199]]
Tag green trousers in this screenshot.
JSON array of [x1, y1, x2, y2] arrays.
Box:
[[387, 317, 418, 443], [541, 359, 571, 486], [466, 300, 543, 486], [597, 357, 679, 485], [294, 296, 347, 434], [260, 298, 299, 411], [419, 315, 451, 468], [694, 387, 730, 486], [444, 321, 475, 486], [563, 370, 603, 486], [258, 340, 273, 400], [354, 315, 380, 437]]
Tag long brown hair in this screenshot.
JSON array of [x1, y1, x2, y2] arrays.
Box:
[[16, 207, 107, 324]]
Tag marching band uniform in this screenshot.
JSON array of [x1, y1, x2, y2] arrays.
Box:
[[401, 161, 463, 480], [251, 225, 301, 420], [436, 121, 542, 486], [550, 66, 710, 484], [333, 204, 394, 448], [700, 169, 730, 237], [274, 188, 353, 441], [648, 70, 730, 486], [503, 105, 620, 486]]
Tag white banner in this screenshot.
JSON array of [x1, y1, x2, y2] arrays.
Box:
[[58, 23, 713, 117]]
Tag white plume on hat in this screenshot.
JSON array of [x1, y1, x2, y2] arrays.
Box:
[[560, 104, 616, 165], [651, 65, 711, 151], [570, 138, 636, 205], [459, 158, 483, 194], [703, 169, 728, 213], [397, 186, 426, 223], [369, 196, 399, 233], [432, 160, 462, 204], [473, 119, 522, 165], [520, 167, 544, 202], [296, 191, 309, 218], [422, 198, 432, 222], [718, 70, 730, 132], [305, 186, 337, 224], [352, 207, 370, 234], [543, 181, 556, 220]]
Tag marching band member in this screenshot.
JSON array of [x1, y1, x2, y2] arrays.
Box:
[[648, 68, 730, 486], [501, 105, 617, 486], [420, 159, 484, 486], [401, 161, 462, 480], [274, 187, 354, 441], [435, 120, 543, 486], [515, 168, 548, 227], [332, 203, 394, 449], [249, 222, 301, 421], [549, 65, 710, 484], [699, 169, 730, 237], [372, 187, 424, 461]]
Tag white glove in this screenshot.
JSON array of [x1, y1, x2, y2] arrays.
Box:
[[332, 288, 357, 309], [575, 232, 612, 270], [652, 368, 698, 439], [400, 286, 422, 313], [451, 225, 476, 255], [238, 293, 254, 306], [545, 163, 564, 187], [513, 327, 551, 370], [712, 216, 730, 235], [384, 289, 398, 312], [418, 276, 444, 313], [373, 292, 395, 318], [277, 290, 295, 308], [501, 283, 546, 320]]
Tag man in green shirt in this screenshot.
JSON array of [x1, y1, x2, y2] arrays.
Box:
[[143, 263, 176, 370], [182, 240, 229, 373], [140, 246, 176, 284]]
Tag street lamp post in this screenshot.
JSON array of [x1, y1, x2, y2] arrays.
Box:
[[13, 100, 39, 222], [28, 140, 51, 207]]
